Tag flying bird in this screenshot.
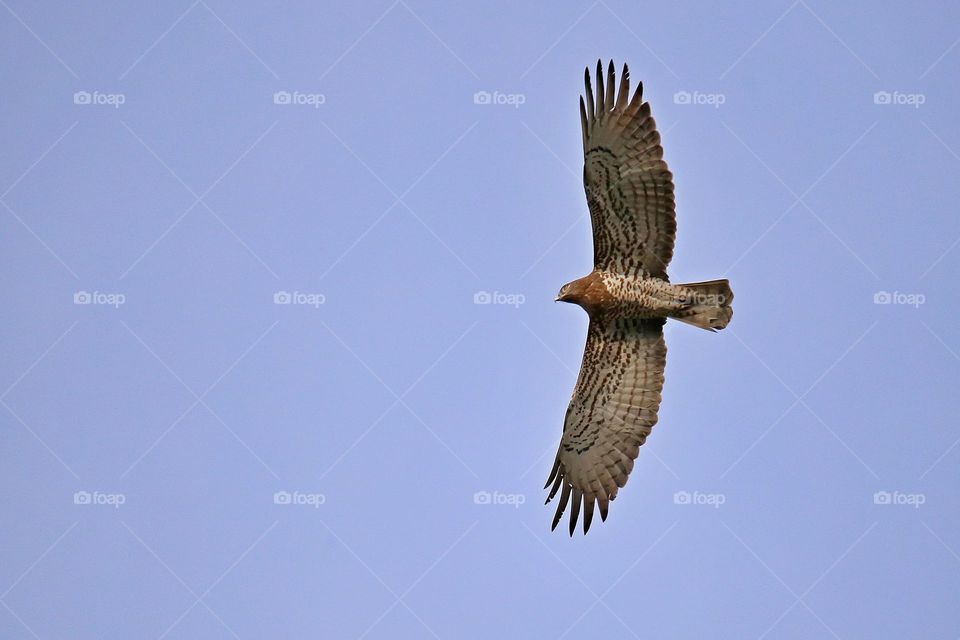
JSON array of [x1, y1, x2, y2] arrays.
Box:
[[544, 60, 734, 535]]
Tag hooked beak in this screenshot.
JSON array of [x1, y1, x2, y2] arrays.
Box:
[[554, 295, 561, 302]]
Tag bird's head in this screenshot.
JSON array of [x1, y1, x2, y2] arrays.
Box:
[[556, 273, 606, 311], [555, 279, 585, 305]]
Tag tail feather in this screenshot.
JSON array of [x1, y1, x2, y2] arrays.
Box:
[[673, 279, 733, 331]]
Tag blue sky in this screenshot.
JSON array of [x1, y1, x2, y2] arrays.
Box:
[[2, 1, 959, 638]]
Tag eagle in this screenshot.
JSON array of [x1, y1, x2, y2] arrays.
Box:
[[544, 60, 734, 535]]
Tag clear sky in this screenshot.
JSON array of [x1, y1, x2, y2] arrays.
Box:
[[2, 1, 959, 638]]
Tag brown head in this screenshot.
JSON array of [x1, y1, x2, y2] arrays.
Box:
[[556, 280, 584, 305], [555, 273, 602, 309]]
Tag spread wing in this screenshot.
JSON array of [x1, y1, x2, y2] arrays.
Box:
[[581, 60, 676, 279], [544, 317, 667, 535]]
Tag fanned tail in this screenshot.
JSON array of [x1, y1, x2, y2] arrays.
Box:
[[672, 279, 733, 331]]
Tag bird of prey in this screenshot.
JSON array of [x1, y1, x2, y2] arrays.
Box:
[[544, 60, 734, 535]]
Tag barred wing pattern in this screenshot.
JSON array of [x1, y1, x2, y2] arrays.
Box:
[[545, 318, 667, 535], [581, 60, 677, 279]]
